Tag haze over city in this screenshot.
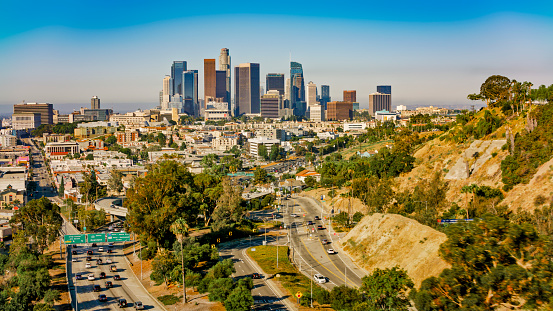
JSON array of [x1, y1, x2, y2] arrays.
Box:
[[1, 0, 552, 113]]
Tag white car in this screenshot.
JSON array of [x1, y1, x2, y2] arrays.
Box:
[[88, 274, 95, 281], [327, 249, 335, 254], [98, 247, 104, 252], [85, 263, 92, 268], [72, 258, 78, 262], [290, 213, 299, 217], [106, 259, 113, 264], [134, 301, 144, 310], [314, 274, 327, 284]]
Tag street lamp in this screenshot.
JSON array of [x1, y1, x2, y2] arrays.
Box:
[[415, 201, 428, 211]]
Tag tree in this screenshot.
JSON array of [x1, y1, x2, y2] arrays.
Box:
[[150, 248, 178, 288], [105, 135, 117, 145], [479, 75, 511, 107], [208, 258, 236, 279], [258, 144, 268, 160], [85, 153, 94, 160], [304, 176, 317, 188], [80, 169, 105, 204], [360, 266, 413, 310], [330, 285, 362, 311], [193, 173, 222, 227], [253, 167, 269, 185], [58, 176, 64, 197], [126, 161, 200, 248], [107, 169, 124, 193], [9, 197, 62, 253], [211, 178, 244, 231], [208, 277, 234, 302], [411, 215, 553, 310], [224, 282, 254, 311], [171, 218, 189, 303]]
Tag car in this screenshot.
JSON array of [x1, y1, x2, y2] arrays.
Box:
[[85, 263, 92, 269], [110, 265, 117, 272], [98, 247, 104, 252], [252, 273, 261, 279], [322, 239, 328, 245], [106, 258, 113, 264], [88, 274, 95, 281], [98, 294, 107, 302], [113, 274, 121, 280], [93, 285, 101, 292], [134, 301, 144, 310], [314, 274, 327, 284], [290, 213, 299, 217], [327, 249, 335, 254], [87, 250, 93, 255], [307, 221, 314, 225], [97, 259, 103, 265], [92, 243, 97, 247], [105, 281, 113, 288], [100, 272, 106, 279], [72, 250, 77, 255], [73, 244, 78, 248], [118, 298, 128, 307], [107, 249, 113, 254], [108, 242, 114, 248], [86, 256, 92, 261], [72, 258, 78, 262], [314, 216, 320, 220], [75, 274, 83, 280], [317, 225, 324, 230]]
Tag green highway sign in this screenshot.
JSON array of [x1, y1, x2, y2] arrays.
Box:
[[107, 232, 131, 242], [64, 234, 85, 244], [87, 233, 106, 243]]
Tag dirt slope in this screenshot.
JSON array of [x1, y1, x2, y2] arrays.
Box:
[[341, 213, 449, 288]]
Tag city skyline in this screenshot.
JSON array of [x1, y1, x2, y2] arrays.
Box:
[[1, 1, 552, 114]]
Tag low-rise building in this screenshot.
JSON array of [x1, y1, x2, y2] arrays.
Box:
[[12, 112, 41, 130], [0, 134, 17, 147], [248, 137, 281, 158], [295, 169, 321, 182], [45, 142, 80, 159]]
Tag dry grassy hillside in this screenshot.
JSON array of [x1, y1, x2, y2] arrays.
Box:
[[341, 213, 449, 288]]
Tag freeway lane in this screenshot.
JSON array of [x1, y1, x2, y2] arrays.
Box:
[[286, 196, 365, 289], [220, 237, 293, 311]]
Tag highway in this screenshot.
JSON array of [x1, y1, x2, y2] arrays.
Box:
[[284, 196, 366, 289], [220, 237, 293, 311]]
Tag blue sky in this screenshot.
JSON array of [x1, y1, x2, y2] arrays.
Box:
[[1, 0, 552, 113]]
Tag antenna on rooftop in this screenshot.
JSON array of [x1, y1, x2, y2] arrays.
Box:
[[289, 51, 291, 63]]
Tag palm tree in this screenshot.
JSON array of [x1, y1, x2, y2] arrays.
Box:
[[171, 218, 189, 303]]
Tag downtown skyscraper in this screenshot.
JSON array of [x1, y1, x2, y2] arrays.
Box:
[[171, 61, 187, 95], [219, 48, 231, 106], [290, 61, 306, 116], [234, 63, 260, 116], [266, 73, 285, 96]]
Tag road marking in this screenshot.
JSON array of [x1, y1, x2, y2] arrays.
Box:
[[300, 232, 346, 284], [317, 237, 355, 287]]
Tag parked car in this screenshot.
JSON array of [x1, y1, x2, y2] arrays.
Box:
[[93, 285, 101, 292], [118, 298, 128, 307], [105, 281, 113, 288], [134, 301, 144, 310], [314, 274, 326, 284], [98, 294, 107, 302], [113, 274, 121, 280], [75, 274, 83, 280]]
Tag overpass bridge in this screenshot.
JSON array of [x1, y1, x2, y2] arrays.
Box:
[[94, 197, 128, 220]]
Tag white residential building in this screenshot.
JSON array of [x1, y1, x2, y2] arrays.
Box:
[[12, 113, 41, 130], [248, 137, 281, 158]]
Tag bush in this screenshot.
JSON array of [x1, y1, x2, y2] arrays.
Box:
[[352, 212, 364, 223], [158, 294, 180, 305]]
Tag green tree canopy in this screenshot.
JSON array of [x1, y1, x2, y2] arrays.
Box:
[[360, 266, 413, 310]]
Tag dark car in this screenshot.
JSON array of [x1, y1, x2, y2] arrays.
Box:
[[107, 249, 113, 254], [118, 298, 128, 307], [307, 221, 314, 225], [100, 272, 106, 279], [75, 274, 83, 280], [252, 273, 261, 279], [72, 250, 77, 255], [86, 256, 92, 261], [87, 250, 93, 255], [317, 225, 324, 230], [113, 274, 121, 280], [97, 259, 103, 265], [105, 281, 113, 288], [314, 216, 320, 220], [98, 294, 107, 302], [92, 243, 97, 247], [73, 244, 78, 248], [109, 243, 114, 248], [93, 285, 101, 292]]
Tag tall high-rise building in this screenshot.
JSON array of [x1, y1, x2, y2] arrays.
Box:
[[13, 102, 53, 125], [326, 101, 353, 121], [216, 70, 227, 102], [307, 82, 318, 107], [369, 92, 391, 116], [219, 48, 231, 105], [260, 90, 281, 119], [204, 59, 216, 105], [171, 61, 187, 95], [290, 61, 305, 113], [234, 63, 260, 116], [377, 85, 392, 95], [161, 76, 171, 110], [320, 85, 330, 111], [266, 73, 285, 96], [183, 70, 198, 116], [91, 96, 100, 109], [343, 90, 356, 103]]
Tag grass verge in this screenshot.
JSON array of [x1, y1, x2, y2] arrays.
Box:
[[247, 245, 311, 300], [158, 294, 181, 305]]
